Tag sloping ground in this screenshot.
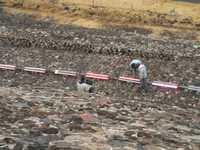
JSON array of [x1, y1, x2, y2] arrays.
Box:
[[0, 86, 199, 150], [1, 0, 200, 31], [176, 0, 200, 3], [0, 6, 199, 150], [0, 9, 199, 100]]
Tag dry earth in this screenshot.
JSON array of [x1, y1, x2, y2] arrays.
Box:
[[1, 0, 200, 39], [0, 1, 199, 150]]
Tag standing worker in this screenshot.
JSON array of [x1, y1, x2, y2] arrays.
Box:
[[129, 59, 148, 92]]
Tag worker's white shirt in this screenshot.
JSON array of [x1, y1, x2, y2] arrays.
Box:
[[77, 82, 92, 92], [138, 64, 147, 79]]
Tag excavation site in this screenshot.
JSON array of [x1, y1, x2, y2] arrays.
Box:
[[0, 0, 199, 150]]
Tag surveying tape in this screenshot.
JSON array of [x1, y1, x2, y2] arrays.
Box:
[[152, 81, 178, 89], [55, 70, 77, 77], [84, 72, 109, 80], [0, 64, 16, 71], [118, 76, 140, 84], [0, 63, 199, 92], [180, 85, 200, 92], [24, 67, 46, 74]]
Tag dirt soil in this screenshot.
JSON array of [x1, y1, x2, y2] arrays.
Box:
[[0, 2, 199, 150], [1, 0, 200, 39]]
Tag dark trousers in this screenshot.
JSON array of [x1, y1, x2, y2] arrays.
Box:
[[140, 78, 148, 92]]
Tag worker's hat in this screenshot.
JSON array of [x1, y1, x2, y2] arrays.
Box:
[[130, 59, 142, 65]]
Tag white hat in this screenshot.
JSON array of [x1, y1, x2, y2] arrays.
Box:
[[130, 59, 142, 66]]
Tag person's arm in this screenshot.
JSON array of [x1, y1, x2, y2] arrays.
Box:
[[134, 68, 138, 77], [129, 62, 137, 77]]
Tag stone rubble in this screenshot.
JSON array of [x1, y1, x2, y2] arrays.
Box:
[[0, 8, 199, 150], [0, 87, 199, 150]]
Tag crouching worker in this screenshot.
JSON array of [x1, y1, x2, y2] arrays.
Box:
[[77, 75, 94, 93], [129, 59, 148, 92]]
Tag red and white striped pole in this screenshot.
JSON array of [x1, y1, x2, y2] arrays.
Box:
[[0, 63, 199, 92]]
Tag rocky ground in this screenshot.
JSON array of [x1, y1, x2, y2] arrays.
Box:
[[0, 7, 199, 150], [0, 86, 199, 150]]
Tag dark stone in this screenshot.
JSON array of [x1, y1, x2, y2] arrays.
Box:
[[29, 127, 42, 137], [48, 140, 82, 150], [41, 127, 59, 134]]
